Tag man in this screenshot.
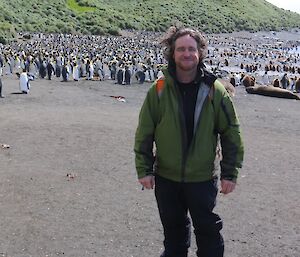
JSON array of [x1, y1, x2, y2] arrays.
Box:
[[134, 27, 244, 257]]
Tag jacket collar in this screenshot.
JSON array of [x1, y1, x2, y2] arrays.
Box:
[[163, 62, 217, 87]]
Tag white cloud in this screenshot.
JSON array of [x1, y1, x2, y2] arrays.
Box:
[[266, 0, 300, 14]]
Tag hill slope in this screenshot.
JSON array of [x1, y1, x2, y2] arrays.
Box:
[[0, 0, 300, 43]]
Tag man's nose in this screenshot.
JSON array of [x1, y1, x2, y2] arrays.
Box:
[[183, 49, 190, 56]]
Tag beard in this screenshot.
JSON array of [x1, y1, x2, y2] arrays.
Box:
[[175, 59, 199, 72]]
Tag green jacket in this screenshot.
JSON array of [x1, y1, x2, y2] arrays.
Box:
[[134, 67, 244, 182]]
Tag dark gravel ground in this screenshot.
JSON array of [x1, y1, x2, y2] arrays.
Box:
[[0, 74, 299, 257]]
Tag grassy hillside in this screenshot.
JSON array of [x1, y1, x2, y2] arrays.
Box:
[[0, 0, 300, 43]]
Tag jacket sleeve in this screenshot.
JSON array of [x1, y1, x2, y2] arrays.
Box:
[[134, 84, 159, 179], [214, 81, 244, 182]]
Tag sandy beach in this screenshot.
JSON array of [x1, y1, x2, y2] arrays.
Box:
[[0, 71, 299, 257]]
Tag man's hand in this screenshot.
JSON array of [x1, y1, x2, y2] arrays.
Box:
[[139, 175, 155, 190], [220, 179, 236, 194]]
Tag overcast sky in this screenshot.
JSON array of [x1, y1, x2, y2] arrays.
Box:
[[266, 0, 300, 14]]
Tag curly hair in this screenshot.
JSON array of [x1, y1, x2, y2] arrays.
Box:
[[160, 26, 208, 67]]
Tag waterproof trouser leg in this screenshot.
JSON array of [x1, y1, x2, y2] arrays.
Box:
[[155, 175, 191, 257], [155, 175, 224, 257], [185, 178, 224, 257]]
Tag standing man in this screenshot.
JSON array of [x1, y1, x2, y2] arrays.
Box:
[[134, 27, 244, 257]]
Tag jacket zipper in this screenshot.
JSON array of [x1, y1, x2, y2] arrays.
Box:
[[173, 81, 188, 182]]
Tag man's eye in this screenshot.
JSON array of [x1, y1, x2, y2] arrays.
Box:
[[188, 48, 197, 52]]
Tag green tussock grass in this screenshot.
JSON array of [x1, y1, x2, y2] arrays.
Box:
[[66, 0, 96, 13], [0, 0, 300, 43]]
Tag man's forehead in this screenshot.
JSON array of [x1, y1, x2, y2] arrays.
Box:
[[175, 35, 197, 46]]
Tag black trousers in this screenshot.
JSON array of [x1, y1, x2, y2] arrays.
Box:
[[155, 175, 224, 257]]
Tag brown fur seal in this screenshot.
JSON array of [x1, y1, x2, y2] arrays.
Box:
[[218, 79, 235, 97], [242, 75, 256, 88], [246, 86, 300, 100]]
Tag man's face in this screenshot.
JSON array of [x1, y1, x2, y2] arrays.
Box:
[[173, 34, 200, 72]]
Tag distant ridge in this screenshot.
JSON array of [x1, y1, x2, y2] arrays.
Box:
[[1, 0, 300, 43]]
